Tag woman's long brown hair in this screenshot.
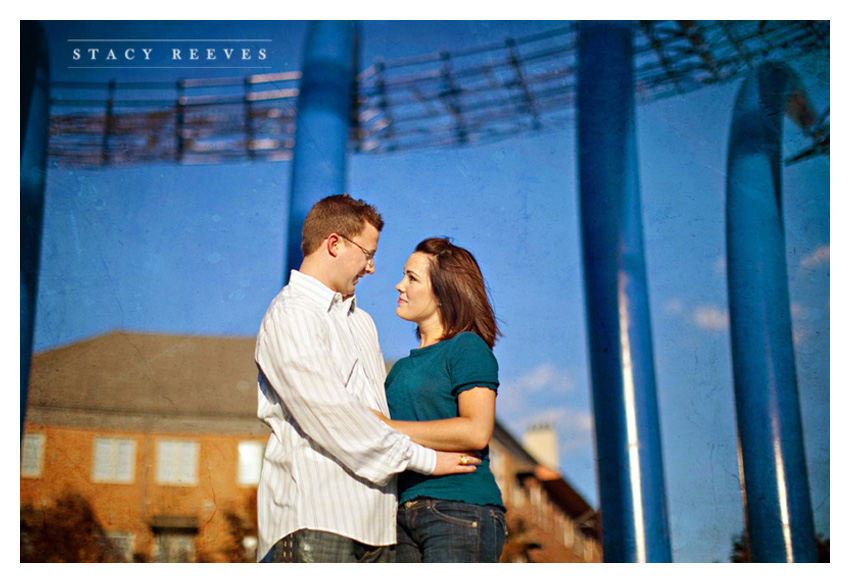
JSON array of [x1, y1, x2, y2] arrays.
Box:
[[414, 237, 501, 349]]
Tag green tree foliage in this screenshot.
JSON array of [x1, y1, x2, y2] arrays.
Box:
[[729, 530, 829, 563], [21, 491, 117, 562], [221, 488, 259, 562]]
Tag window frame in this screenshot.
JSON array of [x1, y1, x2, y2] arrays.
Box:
[[21, 432, 46, 478], [92, 436, 137, 484], [156, 439, 200, 486], [236, 440, 265, 486]]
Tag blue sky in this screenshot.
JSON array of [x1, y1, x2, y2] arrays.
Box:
[[29, 20, 829, 563]]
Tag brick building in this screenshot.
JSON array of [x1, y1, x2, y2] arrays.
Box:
[[21, 331, 601, 562], [491, 424, 601, 562]]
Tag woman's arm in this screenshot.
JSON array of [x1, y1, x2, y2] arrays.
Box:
[[374, 387, 496, 451]]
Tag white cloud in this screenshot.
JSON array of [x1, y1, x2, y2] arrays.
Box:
[[506, 362, 576, 395], [662, 298, 684, 316], [689, 302, 809, 343], [693, 305, 729, 331], [497, 363, 588, 459], [801, 245, 830, 269]]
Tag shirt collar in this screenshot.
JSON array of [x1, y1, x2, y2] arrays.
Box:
[[289, 270, 357, 314]]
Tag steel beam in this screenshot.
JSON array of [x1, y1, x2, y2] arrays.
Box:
[[20, 21, 51, 440], [285, 20, 357, 277], [577, 20, 672, 562], [725, 62, 818, 562]]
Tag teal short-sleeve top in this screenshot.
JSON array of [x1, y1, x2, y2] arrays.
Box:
[[385, 331, 504, 508]]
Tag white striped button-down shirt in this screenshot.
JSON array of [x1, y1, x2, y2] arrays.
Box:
[[254, 270, 436, 560]]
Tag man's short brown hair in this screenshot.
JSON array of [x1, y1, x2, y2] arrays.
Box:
[[301, 194, 384, 257]]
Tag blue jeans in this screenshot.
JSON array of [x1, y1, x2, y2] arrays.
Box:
[[261, 529, 394, 563], [396, 498, 507, 563]]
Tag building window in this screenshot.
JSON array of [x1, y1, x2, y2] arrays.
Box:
[[562, 517, 575, 547], [93, 437, 136, 483], [21, 433, 45, 477], [105, 532, 135, 562], [156, 440, 199, 485], [511, 480, 527, 508], [584, 539, 595, 562], [573, 532, 585, 558], [489, 447, 503, 482], [153, 531, 196, 562], [151, 516, 199, 562], [237, 441, 264, 486]]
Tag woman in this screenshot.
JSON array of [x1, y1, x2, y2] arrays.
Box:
[[376, 237, 505, 563]]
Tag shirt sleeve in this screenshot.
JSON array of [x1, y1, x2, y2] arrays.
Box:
[[256, 304, 436, 485], [449, 332, 500, 396]]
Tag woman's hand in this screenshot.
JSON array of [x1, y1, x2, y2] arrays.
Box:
[[432, 450, 482, 476]]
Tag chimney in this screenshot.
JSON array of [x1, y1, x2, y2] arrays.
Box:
[[522, 423, 559, 470]]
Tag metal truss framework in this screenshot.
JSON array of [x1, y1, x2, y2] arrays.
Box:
[[47, 20, 830, 169]]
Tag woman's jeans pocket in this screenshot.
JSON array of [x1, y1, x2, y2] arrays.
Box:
[[397, 498, 506, 563]]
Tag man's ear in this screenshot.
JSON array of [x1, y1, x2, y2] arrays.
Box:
[[326, 234, 342, 258]]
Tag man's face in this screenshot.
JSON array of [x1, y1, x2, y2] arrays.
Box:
[[334, 223, 379, 297]]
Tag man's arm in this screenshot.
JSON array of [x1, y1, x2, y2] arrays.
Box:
[[257, 306, 477, 485]]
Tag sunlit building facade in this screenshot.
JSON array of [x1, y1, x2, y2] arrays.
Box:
[[21, 331, 601, 562]]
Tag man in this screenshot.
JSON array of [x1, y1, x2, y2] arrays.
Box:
[[255, 194, 479, 563]]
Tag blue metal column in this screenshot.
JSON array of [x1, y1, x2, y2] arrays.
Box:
[[20, 21, 51, 440], [726, 62, 817, 562], [577, 21, 672, 562], [286, 20, 357, 277]]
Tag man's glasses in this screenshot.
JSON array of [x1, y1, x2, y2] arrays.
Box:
[[338, 234, 376, 265]]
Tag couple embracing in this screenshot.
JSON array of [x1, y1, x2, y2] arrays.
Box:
[[255, 194, 504, 563]]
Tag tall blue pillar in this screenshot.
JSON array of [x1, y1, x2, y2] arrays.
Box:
[[725, 62, 817, 562], [20, 21, 51, 440], [286, 20, 357, 277], [577, 20, 672, 562]]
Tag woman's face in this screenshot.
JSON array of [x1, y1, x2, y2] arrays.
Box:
[[396, 252, 440, 326]]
